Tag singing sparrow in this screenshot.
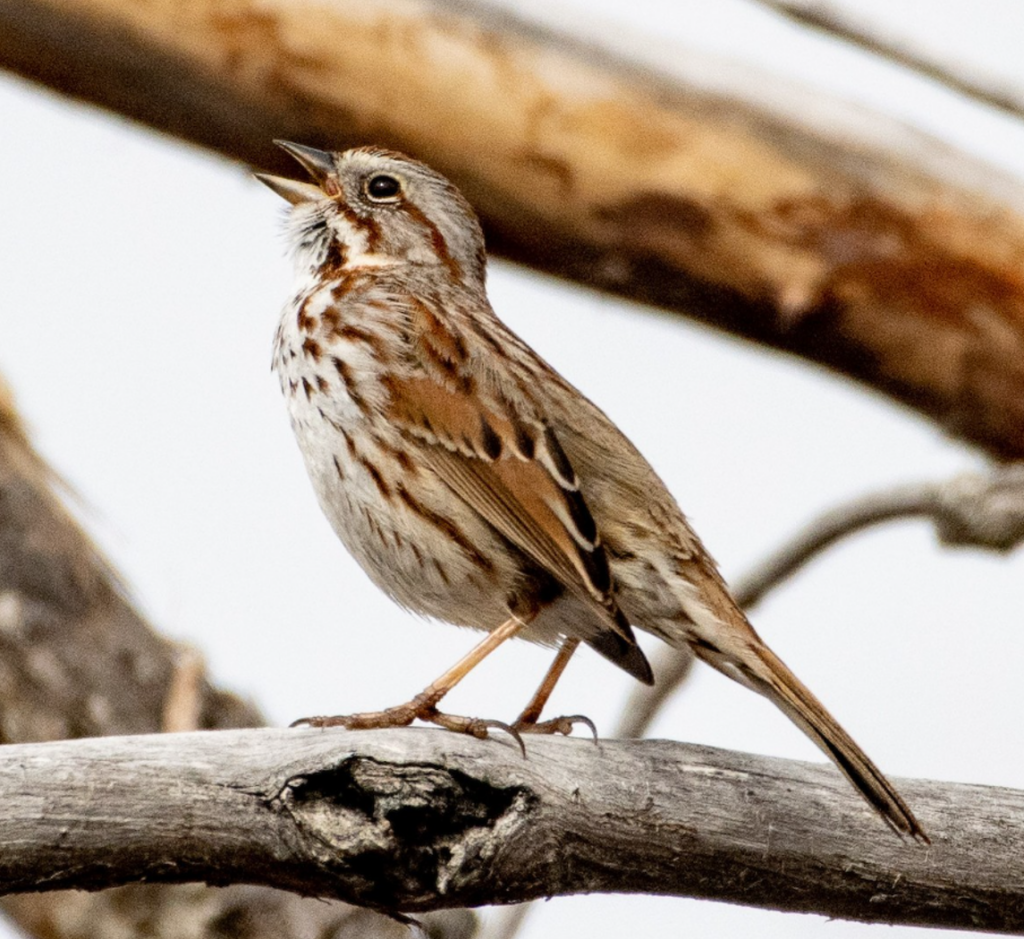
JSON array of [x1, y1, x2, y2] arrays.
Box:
[[257, 142, 925, 840]]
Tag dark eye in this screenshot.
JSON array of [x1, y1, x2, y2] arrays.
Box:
[[365, 174, 402, 201]]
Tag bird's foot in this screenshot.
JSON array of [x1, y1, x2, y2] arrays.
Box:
[[291, 693, 526, 754], [512, 713, 598, 741]]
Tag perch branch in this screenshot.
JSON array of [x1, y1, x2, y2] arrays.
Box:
[[0, 726, 1021, 932]]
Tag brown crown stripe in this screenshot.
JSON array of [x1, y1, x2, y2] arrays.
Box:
[[396, 484, 494, 573]]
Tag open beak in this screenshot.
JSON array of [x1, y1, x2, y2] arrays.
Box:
[[254, 140, 336, 205]]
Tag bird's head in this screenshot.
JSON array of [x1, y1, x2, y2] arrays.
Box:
[[257, 142, 487, 287]]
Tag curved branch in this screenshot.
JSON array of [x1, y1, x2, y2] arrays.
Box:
[[729, 483, 939, 608], [0, 726, 1021, 931], [616, 465, 1024, 739], [758, 0, 1024, 122]]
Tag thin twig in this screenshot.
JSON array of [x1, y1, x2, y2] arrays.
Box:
[[757, 0, 1024, 121], [616, 466, 1024, 740], [729, 483, 939, 609]]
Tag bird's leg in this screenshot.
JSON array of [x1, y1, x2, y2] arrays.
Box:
[[512, 637, 598, 739], [513, 638, 578, 725], [292, 616, 530, 748]]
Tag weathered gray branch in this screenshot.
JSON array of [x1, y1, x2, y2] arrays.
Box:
[[1, 725, 1022, 932], [4, 0, 1024, 458]]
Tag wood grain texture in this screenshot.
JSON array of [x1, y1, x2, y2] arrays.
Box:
[[3, 0, 1024, 457], [1, 725, 1023, 932]]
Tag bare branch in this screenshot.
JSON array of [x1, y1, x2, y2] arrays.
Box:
[[0, 726, 1021, 931], [3, 0, 1024, 457], [757, 1, 1024, 122], [616, 464, 1024, 740]]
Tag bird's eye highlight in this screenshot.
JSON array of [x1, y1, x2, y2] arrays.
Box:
[[365, 174, 403, 201]]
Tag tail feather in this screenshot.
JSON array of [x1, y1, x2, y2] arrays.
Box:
[[694, 640, 928, 842]]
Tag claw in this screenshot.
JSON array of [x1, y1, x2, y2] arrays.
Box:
[[513, 713, 599, 742], [484, 719, 527, 758], [288, 702, 527, 755], [417, 707, 527, 756]]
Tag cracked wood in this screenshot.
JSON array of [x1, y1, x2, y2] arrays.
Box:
[[1, 726, 1023, 931]]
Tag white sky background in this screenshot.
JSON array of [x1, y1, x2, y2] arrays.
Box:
[[0, 1, 1022, 937]]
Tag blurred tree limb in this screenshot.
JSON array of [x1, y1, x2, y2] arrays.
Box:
[[3, 0, 1024, 458], [1, 726, 1023, 933], [618, 464, 1024, 739], [757, 0, 1024, 121], [0, 381, 475, 938]]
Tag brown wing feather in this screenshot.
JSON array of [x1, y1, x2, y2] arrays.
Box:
[[386, 375, 636, 645]]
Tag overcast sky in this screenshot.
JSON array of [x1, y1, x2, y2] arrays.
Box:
[[1, 1, 1022, 937]]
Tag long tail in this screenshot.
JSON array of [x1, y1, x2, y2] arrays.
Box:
[[692, 638, 928, 842]]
